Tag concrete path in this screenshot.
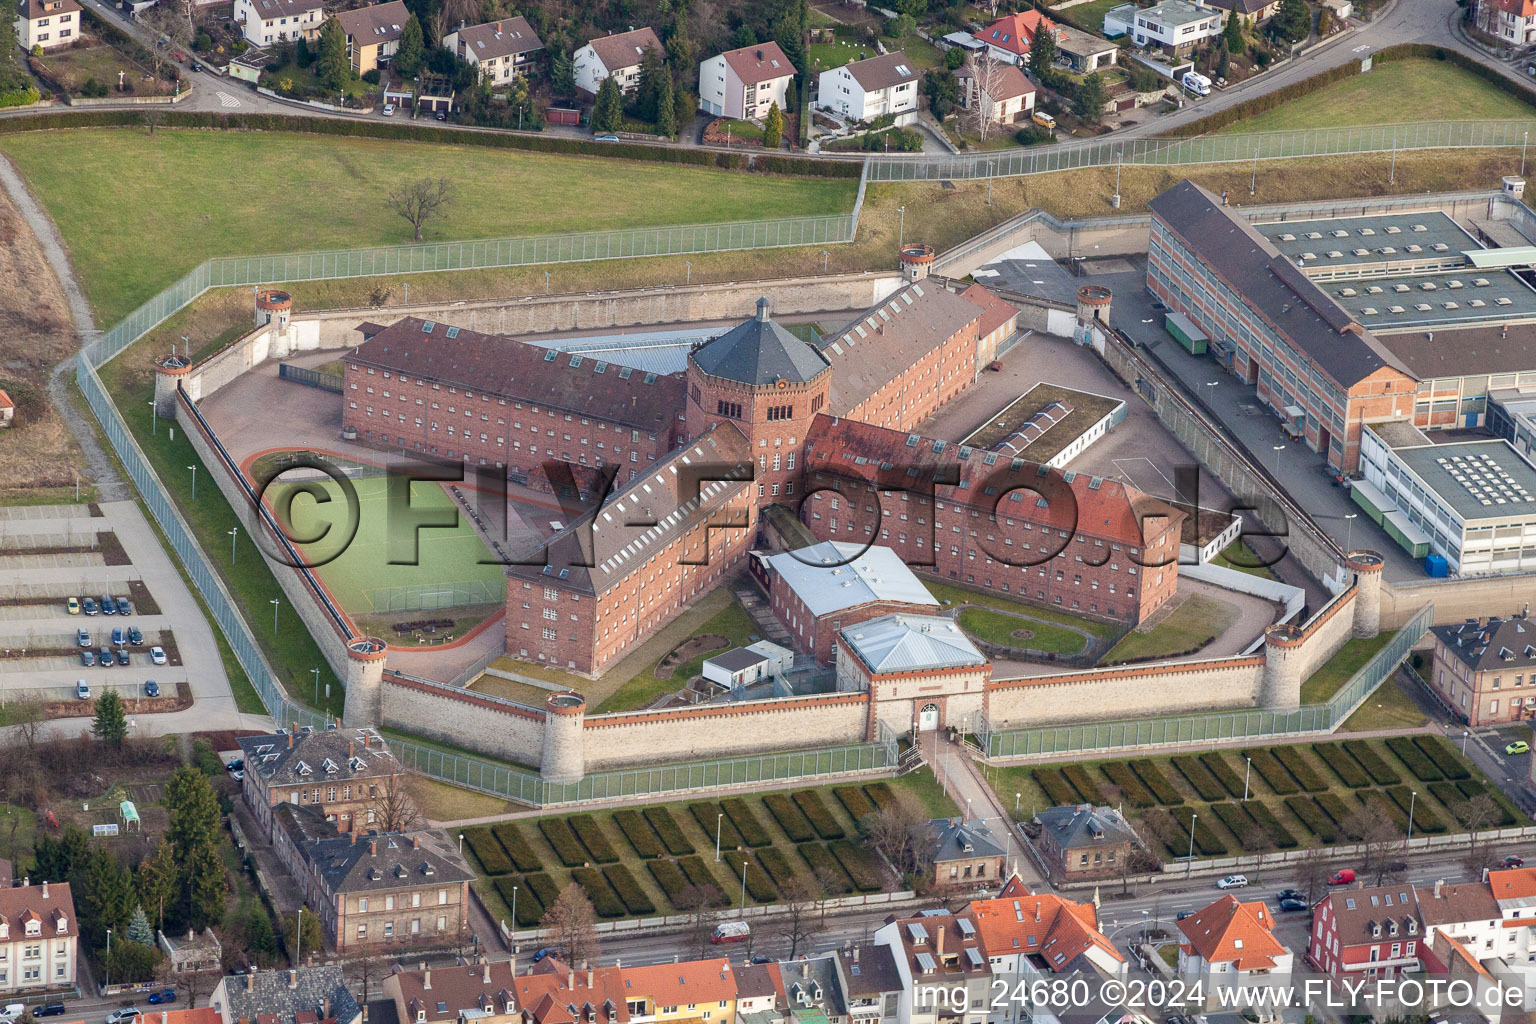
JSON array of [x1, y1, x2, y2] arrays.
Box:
[[919, 730, 1047, 889]]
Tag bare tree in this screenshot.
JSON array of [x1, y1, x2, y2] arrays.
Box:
[[963, 51, 1006, 144], [673, 885, 721, 962], [386, 178, 455, 242], [368, 776, 423, 833], [773, 877, 822, 960], [429, 0, 479, 44], [1293, 845, 1333, 904], [143, 5, 192, 75], [1343, 806, 1405, 885], [349, 949, 383, 1007], [858, 793, 928, 880], [1237, 821, 1269, 876], [1453, 793, 1500, 875], [8, 699, 45, 752], [539, 883, 599, 966], [1116, 843, 1162, 895]]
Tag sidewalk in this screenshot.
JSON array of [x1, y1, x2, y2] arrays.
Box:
[[920, 730, 1047, 889]]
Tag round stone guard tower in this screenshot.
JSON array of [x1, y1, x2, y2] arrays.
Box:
[[1074, 285, 1112, 346], [256, 289, 293, 329], [899, 243, 935, 282], [152, 352, 191, 419], [1260, 623, 1305, 712], [541, 691, 586, 786], [341, 636, 387, 728], [1347, 549, 1384, 638]]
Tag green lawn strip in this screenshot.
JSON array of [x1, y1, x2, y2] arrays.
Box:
[[955, 607, 1086, 655], [596, 600, 756, 712], [0, 128, 859, 324], [921, 580, 1121, 640], [1102, 595, 1236, 664], [1210, 539, 1280, 580], [1300, 633, 1397, 704], [1340, 675, 1430, 732]]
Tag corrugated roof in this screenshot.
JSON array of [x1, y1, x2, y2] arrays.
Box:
[[765, 541, 937, 617], [690, 298, 831, 386], [841, 613, 985, 674]]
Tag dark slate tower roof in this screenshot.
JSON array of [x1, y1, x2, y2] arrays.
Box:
[[689, 298, 830, 386]]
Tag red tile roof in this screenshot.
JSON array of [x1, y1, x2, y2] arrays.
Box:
[[958, 282, 1020, 339], [0, 882, 76, 941], [719, 41, 795, 84], [978, 12, 1059, 55], [970, 892, 1122, 971], [619, 958, 737, 1007], [1489, 866, 1536, 901], [1177, 895, 1287, 971], [0, 388, 13, 410], [1497, 0, 1536, 17]]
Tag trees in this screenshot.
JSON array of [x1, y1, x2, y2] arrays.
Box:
[[859, 794, 928, 881], [1292, 845, 1333, 904], [540, 883, 600, 966], [1453, 793, 1500, 875], [1073, 71, 1108, 124], [34, 826, 90, 886], [165, 767, 226, 928], [1222, 8, 1244, 50], [551, 48, 575, 96], [762, 102, 784, 148], [773, 876, 820, 959], [1343, 806, 1405, 885], [635, 46, 669, 122], [964, 50, 1006, 142], [672, 885, 721, 962], [653, 69, 677, 135], [106, 940, 159, 984], [137, 841, 177, 932], [385, 178, 455, 242], [367, 777, 423, 833], [316, 17, 352, 93], [591, 76, 623, 132], [395, 14, 426, 76], [1269, 0, 1310, 43], [184, 843, 228, 930], [81, 846, 135, 943], [281, 906, 324, 963], [126, 905, 155, 947], [93, 690, 128, 750], [1028, 26, 1058, 86], [945, 46, 966, 70], [922, 68, 958, 121]]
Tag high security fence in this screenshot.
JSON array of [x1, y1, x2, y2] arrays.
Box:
[[277, 363, 343, 393], [366, 580, 501, 613], [864, 119, 1536, 182], [981, 605, 1433, 760]]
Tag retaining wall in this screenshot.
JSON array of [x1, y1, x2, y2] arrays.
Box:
[[986, 656, 1266, 728], [380, 673, 546, 766]]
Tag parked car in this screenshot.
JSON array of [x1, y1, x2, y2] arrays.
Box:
[[143, 681, 159, 698], [1320, 465, 1347, 487], [1, 1005, 26, 1024], [231, 769, 244, 781], [67, 596, 81, 615], [1328, 869, 1356, 886], [115, 596, 131, 615], [112, 626, 124, 646], [99, 646, 114, 667], [383, 103, 395, 116], [75, 681, 90, 700], [81, 649, 96, 667], [1216, 874, 1248, 889], [115, 648, 130, 666], [106, 1009, 142, 1024], [147, 990, 176, 1005], [100, 594, 115, 615], [149, 646, 167, 665], [1175, 910, 1194, 920], [36, 1003, 69, 1018], [128, 626, 143, 646], [1507, 740, 1530, 755], [189, 61, 203, 72], [593, 134, 619, 142], [1278, 897, 1308, 912], [1504, 855, 1526, 868], [225, 758, 243, 772], [77, 628, 91, 647], [1275, 888, 1305, 902], [83, 597, 99, 615], [532, 946, 563, 963]]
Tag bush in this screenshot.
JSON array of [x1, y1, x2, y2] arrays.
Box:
[[794, 791, 845, 840], [1170, 806, 1226, 857], [493, 875, 543, 926], [1355, 788, 1407, 832], [1245, 800, 1299, 848], [678, 856, 729, 905], [1316, 791, 1354, 828], [692, 802, 745, 851], [1342, 740, 1400, 786], [722, 798, 772, 846], [602, 864, 656, 916], [540, 818, 589, 867], [1062, 764, 1106, 805], [1209, 801, 1251, 839], [1386, 785, 1444, 833], [571, 867, 626, 918], [1286, 795, 1340, 842], [1414, 736, 1471, 780], [834, 786, 877, 821], [757, 845, 797, 885], [800, 843, 853, 894], [492, 822, 542, 873], [1013, 125, 1051, 146], [614, 809, 664, 858], [362, 68, 381, 84], [764, 793, 815, 842], [464, 827, 513, 875], [524, 872, 562, 910], [568, 815, 619, 864], [830, 839, 882, 891], [1241, 748, 1299, 796], [1104, 762, 1156, 807], [1386, 736, 1442, 782], [81, 77, 109, 98], [1313, 742, 1371, 787], [648, 858, 690, 901], [1130, 759, 1184, 805], [644, 807, 694, 856], [1273, 746, 1327, 792], [1172, 756, 1226, 802], [725, 852, 778, 903], [1035, 767, 1081, 806], [1200, 752, 1246, 798], [865, 782, 895, 810]]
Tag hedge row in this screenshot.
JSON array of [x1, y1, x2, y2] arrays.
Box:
[[692, 802, 745, 851], [1342, 740, 1400, 786], [571, 867, 626, 918], [678, 855, 729, 905], [1415, 735, 1471, 780], [1386, 736, 1442, 782], [1131, 759, 1184, 805], [540, 818, 589, 867], [1035, 767, 1082, 806], [644, 807, 694, 856], [1286, 795, 1341, 842], [1169, 806, 1226, 857], [1104, 762, 1156, 808], [493, 875, 543, 927], [1241, 748, 1299, 796], [525, 871, 562, 911], [1245, 799, 1300, 849], [1386, 785, 1445, 833], [1452, 779, 1518, 826], [614, 809, 664, 858], [1172, 756, 1226, 802], [1200, 752, 1246, 799], [764, 793, 816, 842], [866, 782, 896, 810], [726, 852, 779, 903], [569, 815, 619, 864], [800, 842, 854, 894], [1316, 792, 1354, 830], [602, 864, 656, 916], [829, 840, 883, 892], [1063, 764, 1106, 805], [1209, 801, 1253, 841], [757, 845, 798, 886], [1356, 788, 1408, 832], [1313, 742, 1372, 788], [648, 858, 690, 901], [1273, 746, 1328, 792], [794, 791, 845, 840], [464, 827, 512, 875], [833, 786, 877, 821], [722, 797, 773, 846], [492, 822, 542, 873]]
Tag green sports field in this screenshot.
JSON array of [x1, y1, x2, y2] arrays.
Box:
[[269, 474, 504, 618]]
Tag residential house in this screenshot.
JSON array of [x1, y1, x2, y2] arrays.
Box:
[[574, 27, 663, 96], [621, 957, 738, 1024], [1197, 0, 1280, 25], [767, 956, 846, 1024], [237, 725, 405, 837], [1057, 29, 1120, 71], [234, 0, 321, 47], [0, 390, 13, 428], [15, 0, 76, 51], [1308, 884, 1423, 977], [211, 967, 361, 1024], [874, 909, 992, 1024], [337, 1, 410, 74], [1476, 0, 1536, 43], [970, 889, 1125, 978], [833, 946, 904, 1024], [157, 928, 221, 975], [699, 42, 795, 120], [386, 958, 631, 1024], [923, 819, 1007, 889], [730, 962, 781, 1024], [816, 52, 919, 126], [954, 63, 1036, 125], [272, 803, 474, 954], [1468, 867, 1536, 992], [1031, 804, 1137, 881], [1416, 877, 1515, 975], [443, 17, 543, 85], [1176, 895, 1293, 979], [976, 11, 1060, 66], [1427, 613, 1536, 726], [1103, 0, 1223, 53], [141, 1010, 223, 1024], [0, 880, 76, 996]]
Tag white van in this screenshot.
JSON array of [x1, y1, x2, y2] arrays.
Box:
[[711, 921, 750, 944], [1182, 71, 1212, 96]]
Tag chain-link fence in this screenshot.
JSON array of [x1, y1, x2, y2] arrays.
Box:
[[277, 363, 343, 393], [865, 119, 1536, 182], [366, 580, 501, 613], [981, 605, 1433, 759]]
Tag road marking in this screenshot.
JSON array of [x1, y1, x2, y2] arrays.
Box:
[[218, 91, 241, 108], [1353, 44, 1371, 52]]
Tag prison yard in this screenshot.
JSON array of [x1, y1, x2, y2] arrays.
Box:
[[462, 774, 957, 928]]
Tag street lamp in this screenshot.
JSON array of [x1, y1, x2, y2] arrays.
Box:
[[148, 400, 158, 437], [1250, 146, 1259, 196], [296, 906, 306, 966], [1407, 790, 1417, 842], [1272, 444, 1286, 477], [898, 205, 906, 248], [311, 667, 320, 706], [1185, 813, 1198, 878], [511, 886, 518, 945], [715, 813, 723, 862], [685, 260, 692, 286], [1463, 729, 1470, 755], [187, 464, 197, 500], [1204, 380, 1219, 405], [739, 858, 748, 915], [229, 526, 239, 564], [1524, 130, 1529, 177], [1344, 512, 1358, 550], [458, 832, 464, 856], [105, 927, 112, 990], [1243, 757, 1251, 802], [270, 598, 281, 634], [822, 250, 831, 275], [1015, 792, 1021, 814]]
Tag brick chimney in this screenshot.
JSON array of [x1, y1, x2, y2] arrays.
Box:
[[424, 968, 432, 991], [349, 742, 355, 759], [567, 970, 575, 990], [351, 831, 358, 846], [41, 881, 48, 899], [246, 973, 255, 992], [586, 968, 593, 989], [289, 969, 298, 989], [412, 836, 420, 850], [323, 998, 331, 1020], [370, 840, 377, 857], [483, 962, 491, 984], [936, 924, 946, 957], [288, 727, 296, 749]]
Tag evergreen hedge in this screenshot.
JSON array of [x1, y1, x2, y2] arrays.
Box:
[[834, 786, 877, 821], [1130, 759, 1184, 805], [722, 798, 773, 846], [1342, 740, 1400, 786], [539, 818, 588, 867], [1313, 742, 1372, 788], [1273, 746, 1328, 792], [569, 815, 619, 864], [800, 843, 854, 894], [1172, 756, 1226, 802], [829, 839, 883, 891], [602, 864, 656, 916], [1200, 752, 1246, 798], [464, 827, 512, 875], [614, 809, 664, 858], [571, 867, 626, 917], [764, 793, 816, 842], [492, 822, 542, 873], [644, 807, 694, 856], [793, 790, 845, 840]]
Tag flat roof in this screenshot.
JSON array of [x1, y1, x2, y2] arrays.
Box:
[[1138, 0, 1222, 26], [1375, 428, 1536, 521], [764, 542, 938, 618], [1332, 270, 1536, 331], [959, 382, 1124, 463], [1466, 246, 1536, 269], [1254, 211, 1479, 273]]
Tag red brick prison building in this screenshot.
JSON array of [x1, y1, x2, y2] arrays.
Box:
[[504, 423, 757, 675], [800, 416, 1185, 625], [343, 317, 684, 485]]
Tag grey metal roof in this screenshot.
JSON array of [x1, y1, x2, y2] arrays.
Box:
[[1254, 210, 1477, 273], [1431, 614, 1536, 673], [1033, 803, 1136, 851], [923, 818, 1005, 863], [764, 542, 938, 618], [706, 647, 770, 673], [218, 967, 360, 1024], [840, 614, 985, 675], [688, 298, 831, 386], [1388, 436, 1536, 521]]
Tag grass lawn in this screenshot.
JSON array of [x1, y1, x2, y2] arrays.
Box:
[[1158, 944, 1179, 969], [885, 32, 944, 71], [0, 804, 37, 865], [956, 607, 1088, 655], [36, 43, 172, 96], [1212, 539, 1280, 580], [717, 118, 764, 139], [1300, 633, 1396, 705], [469, 675, 558, 707], [1218, 59, 1536, 134], [402, 773, 514, 821], [0, 128, 860, 324], [597, 600, 757, 712], [922, 579, 1122, 641], [808, 39, 880, 71], [1052, 0, 1128, 34], [1102, 594, 1236, 664], [1340, 674, 1429, 732]]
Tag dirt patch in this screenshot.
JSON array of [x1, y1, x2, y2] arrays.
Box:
[[127, 579, 159, 615], [155, 630, 182, 665], [1008, 627, 1037, 642], [43, 680, 192, 719], [654, 633, 730, 679], [97, 530, 130, 565]]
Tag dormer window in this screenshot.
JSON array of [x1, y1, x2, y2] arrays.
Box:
[[296, 760, 313, 776], [24, 921, 39, 937], [323, 759, 339, 774]]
